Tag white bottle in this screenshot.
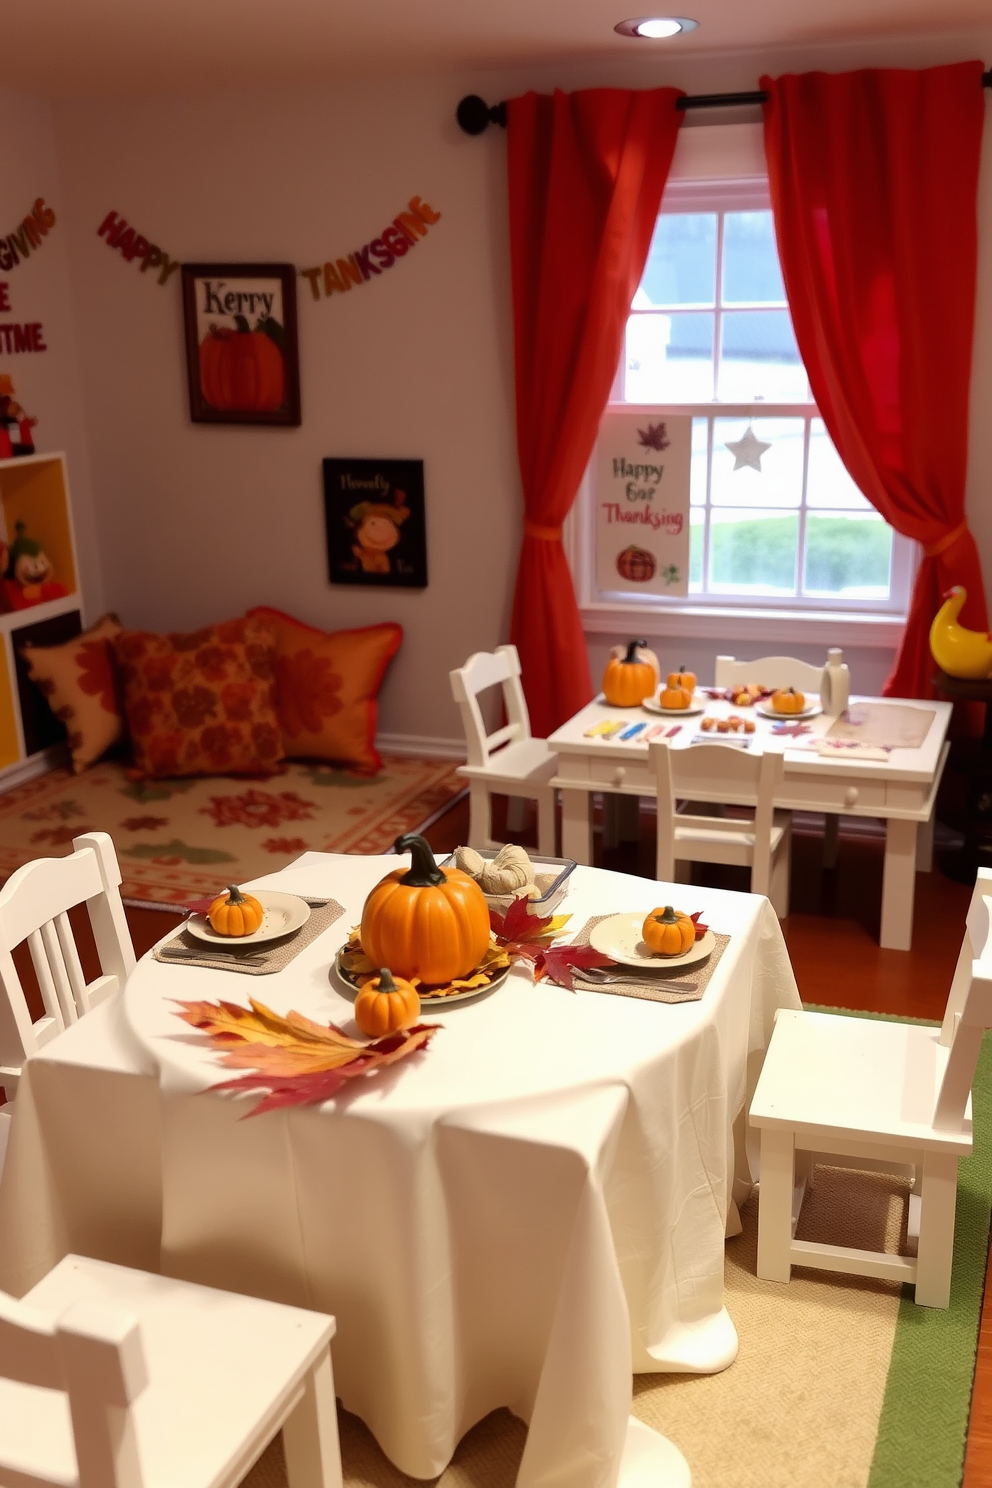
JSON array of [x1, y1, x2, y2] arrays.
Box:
[[820, 647, 850, 718]]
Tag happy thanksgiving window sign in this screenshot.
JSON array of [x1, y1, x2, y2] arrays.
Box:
[[596, 412, 691, 595], [181, 263, 301, 426]]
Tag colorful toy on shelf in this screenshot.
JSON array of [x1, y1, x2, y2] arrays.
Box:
[[0, 374, 37, 458], [3, 519, 69, 609], [603, 639, 656, 707], [929, 586, 992, 679]]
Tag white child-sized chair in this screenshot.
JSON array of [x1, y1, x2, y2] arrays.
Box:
[[714, 650, 844, 697], [0, 831, 135, 1106], [0, 1252, 342, 1488], [749, 868, 992, 1308], [650, 738, 792, 918], [450, 644, 558, 856]]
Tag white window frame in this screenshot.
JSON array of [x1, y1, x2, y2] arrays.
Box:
[[570, 158, 916, 651]]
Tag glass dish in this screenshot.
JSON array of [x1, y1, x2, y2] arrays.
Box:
[[441, 850, 577, 916]]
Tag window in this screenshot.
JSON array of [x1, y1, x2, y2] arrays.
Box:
[[578, 176, 915, 626]]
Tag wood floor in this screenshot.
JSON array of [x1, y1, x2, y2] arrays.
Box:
[[31, 794, 992, 1486]]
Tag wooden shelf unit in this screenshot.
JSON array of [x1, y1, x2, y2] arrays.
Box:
[[0, 453, 82, 786]]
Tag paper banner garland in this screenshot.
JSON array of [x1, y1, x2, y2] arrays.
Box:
[[0, 199, 57, 273], [97, 211, 181, 287], [300, 195, 441, 302]]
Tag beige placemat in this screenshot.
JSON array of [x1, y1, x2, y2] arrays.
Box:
[[826, 702, 935, 749], [153, 900, 345, 975], [569, 915, 730, 1003]]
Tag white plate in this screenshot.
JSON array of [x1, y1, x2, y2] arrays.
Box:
[[642, 695, 706, 717], [186, 891, 311, 946], [589, 913, 716, 969], [754, 700, 822, 721], [332, 949, 511, 1005]]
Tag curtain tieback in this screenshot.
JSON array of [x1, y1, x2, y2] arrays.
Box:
[[924, 520, 969, 559], [523, 520, 562, 542]]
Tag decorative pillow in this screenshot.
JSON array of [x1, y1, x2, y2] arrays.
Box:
[[112, 616, 284, 779], [246, 607, 402, 773], [19, 613, 126, 773]]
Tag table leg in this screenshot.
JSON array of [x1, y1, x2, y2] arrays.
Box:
[[880, 817, 918, 951], [560, 789, 594, 866], [916, 807, 935, 874]]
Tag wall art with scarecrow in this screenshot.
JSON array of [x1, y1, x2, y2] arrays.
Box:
[[322, 457, 427, 588]]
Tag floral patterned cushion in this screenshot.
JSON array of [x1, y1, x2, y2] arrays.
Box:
[[19, 613, 126, 773], [246, 607, 402, 773], [112, 617, 284, 780]]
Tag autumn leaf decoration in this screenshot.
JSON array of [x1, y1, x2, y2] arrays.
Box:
[[173, 997, 439, 1116], [488, 897, 611, 992]]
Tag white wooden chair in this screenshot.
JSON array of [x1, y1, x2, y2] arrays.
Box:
[[650, 738, 792, 917], [714, 651, 840, 694], [449, 644, 558, 856], [0, 1251, 342, 1488], [749, 868, 992, 1308], [0, 831, 135, 1104]]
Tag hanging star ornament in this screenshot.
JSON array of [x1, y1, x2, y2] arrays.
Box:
[[725, 426, 772, 472]]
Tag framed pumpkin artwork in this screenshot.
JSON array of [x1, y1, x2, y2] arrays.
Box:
[[181, 263, 301, 426]]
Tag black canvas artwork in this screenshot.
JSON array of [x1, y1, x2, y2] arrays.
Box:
[[323, 458, 427, 588]]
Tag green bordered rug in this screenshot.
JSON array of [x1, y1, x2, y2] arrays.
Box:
[[0, 755, 466, 906]]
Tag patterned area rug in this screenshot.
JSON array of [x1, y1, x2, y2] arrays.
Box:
[[0, 755, 465, 906]]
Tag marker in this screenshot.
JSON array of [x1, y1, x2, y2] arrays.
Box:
[[584, 719, 623, 738], [618, 721, 647, 741], [643, 724, 667, 742]]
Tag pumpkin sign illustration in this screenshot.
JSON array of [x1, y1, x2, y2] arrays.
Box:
[[323, 458, 428, 589], [182, 263, 300, 426]]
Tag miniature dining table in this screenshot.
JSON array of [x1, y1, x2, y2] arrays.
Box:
[[0, 851, 801, 1488], [548, 694, 953, 952]]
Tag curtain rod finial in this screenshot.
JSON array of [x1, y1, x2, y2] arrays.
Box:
[[457, 95, 507, 134]]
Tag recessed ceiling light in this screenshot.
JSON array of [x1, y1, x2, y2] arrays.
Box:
[[614, 16, 698, 39]]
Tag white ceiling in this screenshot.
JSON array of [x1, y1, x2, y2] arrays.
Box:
[[3, 0, 990, 98]]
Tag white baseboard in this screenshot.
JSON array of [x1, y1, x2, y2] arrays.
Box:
[[377, 732, 466, 762], [0, 745, 68, 793]]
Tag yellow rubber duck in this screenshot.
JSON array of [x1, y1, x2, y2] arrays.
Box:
[[929, 586, 992, 679]]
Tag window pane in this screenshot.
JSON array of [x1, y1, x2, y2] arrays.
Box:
[[625, 312, 714, 402], [634, 213, 716, 308], [806, 419, 873, 510], [710, 417, 804, 509], [722, 212, 786, 304], [689, 507, 704, 591], [690, 417, 708, 506], [709, 509, 798, 594], [717, 310, 808, 402], [803, 512, 893, 598]]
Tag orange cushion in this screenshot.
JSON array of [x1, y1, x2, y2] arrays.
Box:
[[112, 616, 284, 779], [246, 607, 402, 773], [19, 613, 125, 773]]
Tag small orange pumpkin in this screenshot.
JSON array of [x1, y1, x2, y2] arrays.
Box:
[[660, 684, 692, 710], [208, 884, 265, 937], [667, 665, 697, 693], [354, 967, 421, 1038], [361, 833, 491, 984], [603, 639, 656, 707], [772, 686, 806, 715], [642, 905, 695, 956]]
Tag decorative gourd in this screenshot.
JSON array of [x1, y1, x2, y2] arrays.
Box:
[[208, 884, 265, 937], [354, 968, 421, 1038], [771, 687, 805, 715], [660, 684, 692, 710], [478, 843, 533, 894], [603, 639, 656, 707], [642, 905, 695, 956], [609, 641, 660, 685], [667, 666, 697, 693], [361, 833, 491, 983], [199, 320, 286, 413]]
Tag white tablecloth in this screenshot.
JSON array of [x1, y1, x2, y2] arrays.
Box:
[[0, 853, 800, 1487]]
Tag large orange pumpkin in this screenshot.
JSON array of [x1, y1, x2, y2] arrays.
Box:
[[199, 325, 285, 412], [602, 639, 656, 707], [360, 833, 491, 984]]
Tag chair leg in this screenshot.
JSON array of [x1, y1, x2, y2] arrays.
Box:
[[757, 1127, 797, 1283], [913, 1154, 959, 1308], [506, 796, 528, 833], [468, 783, 493, 851], [536, 788, 557, 857], [282, 1348, 343, 1488], [769, 827, 792, 919]]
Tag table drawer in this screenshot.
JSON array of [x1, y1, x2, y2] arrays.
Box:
[[779, 774, 888, 813], [585, 755, 656, 793]]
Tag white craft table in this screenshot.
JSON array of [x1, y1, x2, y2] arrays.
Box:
[[548, 695, 952, 952], [0, 851, 802, 1488]]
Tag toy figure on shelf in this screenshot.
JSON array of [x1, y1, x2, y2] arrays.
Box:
[[0, 374, 38, 458], [3, 520, 68, 609]]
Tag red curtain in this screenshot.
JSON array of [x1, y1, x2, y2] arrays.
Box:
[[761, 63, 987, 704], [507, 88, 684, 738]]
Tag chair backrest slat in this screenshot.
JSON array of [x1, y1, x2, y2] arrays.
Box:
[[651, 739, 783, 887], [28, 926, 70, 1034], [934, 882, 992, 1131], [449, 644, 534, 769], [714, 653, 830, 694]]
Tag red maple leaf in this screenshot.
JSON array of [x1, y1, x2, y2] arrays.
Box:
[[489, 896, 570, 962], [534, 943, 615, 991], [637, 421, 671, 452]]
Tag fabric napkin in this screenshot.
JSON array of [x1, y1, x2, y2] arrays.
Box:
[[154, 899, 345, 975], [568, 915, 730, 1004]]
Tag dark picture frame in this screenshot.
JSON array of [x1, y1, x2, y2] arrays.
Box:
[[181, 262, 301, 426], [323, 458, 428, 589]]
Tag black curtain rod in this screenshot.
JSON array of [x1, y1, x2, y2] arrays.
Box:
[[456, 72, 992, 134]]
